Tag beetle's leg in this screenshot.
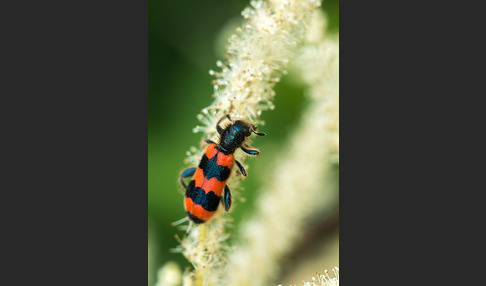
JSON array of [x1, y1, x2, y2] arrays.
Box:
[[235, 160, 247, 176], [251, 124, 266, 136], [180, 167, 196, 189], [216, 114, 233, 134], [205, 139, 217, 145], [222, 185, 232, 211], [241, 145, 260, 156]]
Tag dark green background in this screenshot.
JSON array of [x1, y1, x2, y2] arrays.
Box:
[[148, 0, 338, 280]]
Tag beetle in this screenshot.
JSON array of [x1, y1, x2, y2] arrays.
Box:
[[180, 114, 265, 224]]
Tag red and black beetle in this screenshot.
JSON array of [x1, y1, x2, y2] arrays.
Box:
[[180, 114, 265, 224]]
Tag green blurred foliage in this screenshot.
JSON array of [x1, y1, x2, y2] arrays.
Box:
[[148, 0, 339, 278]]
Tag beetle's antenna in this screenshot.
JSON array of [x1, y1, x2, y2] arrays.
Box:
[[253, 131, 266, 136]]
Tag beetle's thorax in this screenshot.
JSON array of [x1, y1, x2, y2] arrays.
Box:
[[218, 120, 252, 154]]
